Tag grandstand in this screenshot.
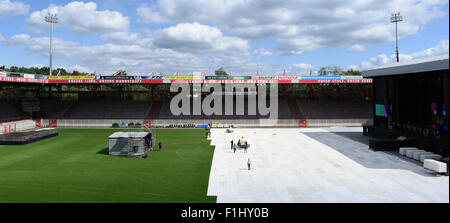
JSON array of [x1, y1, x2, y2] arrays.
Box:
[[0, 100, 23, 121], [40, 99, 74, 119], [64, 100, 152, 119], [297, 100, 372, 119], [0, 73, 373, 128]]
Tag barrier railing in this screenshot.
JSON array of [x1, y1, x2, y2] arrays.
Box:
[[0, 116, 30, 123]]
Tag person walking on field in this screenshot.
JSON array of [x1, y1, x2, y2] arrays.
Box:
[[233, 143, 237, 153], [247, 158, 251, 170], [158, 141, 162, 151], [230, 140, 233, 150]]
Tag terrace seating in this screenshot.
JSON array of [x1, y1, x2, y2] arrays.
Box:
[[40, 99, 74, 119], [0, 100, 22, 120], [287, 99, 303, 119], [158, 99, 291, 119], [67, 100, 153, 119], [297, 100, 372, 119]]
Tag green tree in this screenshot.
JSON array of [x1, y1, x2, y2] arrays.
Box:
[[318, 66, 343, 76], [9, 66, 19, 72], [215, 68, 228, 76], [342, 69, 362, 76]]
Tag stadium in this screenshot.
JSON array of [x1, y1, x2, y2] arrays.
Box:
[[0, 55, 448, 203]]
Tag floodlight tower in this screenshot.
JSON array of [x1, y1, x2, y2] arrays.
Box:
[[45, 13, 58, 76], [390, 12, 403, 63]]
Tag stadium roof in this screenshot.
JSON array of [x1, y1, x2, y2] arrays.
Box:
[[109, 132, 150, 138], [362, 54, 449, 78]]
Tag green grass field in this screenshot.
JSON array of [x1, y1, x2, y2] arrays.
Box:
[[0, 129, 216, 203]]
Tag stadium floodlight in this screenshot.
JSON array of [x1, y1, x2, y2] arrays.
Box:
[[45, 13, 58, 76], [390, 12, 403, 63]]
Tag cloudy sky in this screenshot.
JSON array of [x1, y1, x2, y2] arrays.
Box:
[[0, 0, 448, 75]]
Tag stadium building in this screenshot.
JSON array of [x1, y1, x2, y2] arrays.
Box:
[[0, 73, 372, 129]]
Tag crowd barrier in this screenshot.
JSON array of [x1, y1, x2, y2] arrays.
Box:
[[0, 119, 36, 134]]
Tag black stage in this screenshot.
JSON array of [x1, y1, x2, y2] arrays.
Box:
[[363, 57, 449, 157], [0, 131, 59, 145]]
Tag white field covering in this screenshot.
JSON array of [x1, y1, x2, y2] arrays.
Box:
[[207, 127, 449, 203]]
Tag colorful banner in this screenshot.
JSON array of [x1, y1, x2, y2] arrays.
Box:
[[48, 76, 95, 80], [231, 76, 252, 80], [1, 75, 372, 84], [166, 76, 201, 80]]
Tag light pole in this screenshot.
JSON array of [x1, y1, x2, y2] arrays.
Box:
[[390, 12, 403, 63], [45, 13, 58, 76]]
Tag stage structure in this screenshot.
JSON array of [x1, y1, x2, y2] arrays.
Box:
[[363, 55, 449, 157], [108, 131, 154, 157]]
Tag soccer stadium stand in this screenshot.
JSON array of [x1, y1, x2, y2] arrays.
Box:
[[287, 99, 304, 119], [40, 99, 74, 119], [297, 100, 372, 119], [66, 100, 153, 119], [146, 101, 163, 119], [0, 100, 23, 121], [158, 99, 292, 119]]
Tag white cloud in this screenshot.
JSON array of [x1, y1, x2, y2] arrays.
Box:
[[69, 64, 91, 73], [2, 34, 30, 45], [0, 32, 212, 75], [410, 40, 449, 58], [153, 23, 249, 54], [27, 1, 130, 34], [352, 40, 449, 70], [254, 47, 274, 57], [290, 63, 315, 75], [137, 0, 448, 55], [0, 0, 29, 15], [137, 3, 167, 23], [348, 44, 365, 52]]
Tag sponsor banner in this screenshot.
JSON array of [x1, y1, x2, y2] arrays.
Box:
[[274, 76, 298, 80], [0, 71, 6, 77], [48, 79, 164, 84], [0, 76, 48, 83], [312, 79, 372, 84], [1, 76, 371, 84], [166, 76, 200, 80], [34, 74, 45, 79], [231, 76, 252, 80], [172, 79, 283, 84], [8, 73, 23, 78], [341, 76, 364, 79], [100, 76, 135, 80], [24, 74, 35, 79], [299, 76, 341, 80], [205, 76, 228, 80], [140, 76, 160, 80], [258, 76, 277, 80], [49, 76, 95, 80]]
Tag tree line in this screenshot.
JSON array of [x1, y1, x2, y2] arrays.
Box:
[[0, 65, 90, 76]]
